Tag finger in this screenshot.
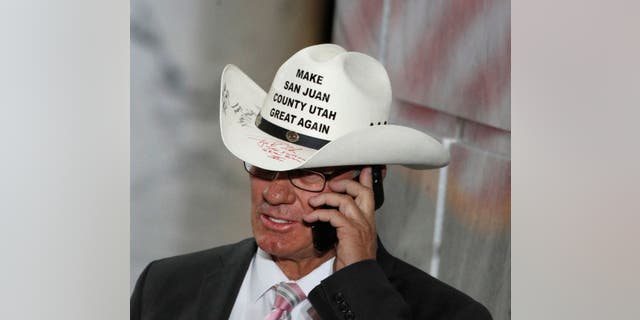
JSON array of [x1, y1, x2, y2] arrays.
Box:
[[359, 166, 373, 189], [309, 192, 368, 221], [303, 208, 350, 228], [329, 178, 374, 201], [308, 192, 355, 215], [358, 167, 377, 217], [328, 177, 375, 215]]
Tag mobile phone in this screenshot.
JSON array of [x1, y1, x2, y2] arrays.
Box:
[[371, 165, 384, 210], [311, 165, 385, 252], [310, 215, 338, 252]]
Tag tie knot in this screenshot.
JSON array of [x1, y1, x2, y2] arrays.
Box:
[[273, 282, 306, 313]]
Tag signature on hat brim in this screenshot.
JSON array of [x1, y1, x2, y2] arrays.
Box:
[[219, 64, 449, 171]]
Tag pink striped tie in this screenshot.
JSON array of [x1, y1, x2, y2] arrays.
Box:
[[264, 282, 306, 320]]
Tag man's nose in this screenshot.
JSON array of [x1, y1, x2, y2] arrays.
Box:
[[262, 174, 296, 204]]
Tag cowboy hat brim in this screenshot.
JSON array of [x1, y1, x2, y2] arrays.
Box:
[[220, 64, 449, 171]]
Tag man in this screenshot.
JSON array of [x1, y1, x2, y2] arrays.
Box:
[[131, 44, 492, 319]]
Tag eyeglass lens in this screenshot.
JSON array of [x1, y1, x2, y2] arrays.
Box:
[[244, 162, 328, 192]]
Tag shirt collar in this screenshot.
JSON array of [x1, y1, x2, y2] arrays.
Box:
[[249, 247, 335, 301], [249, 247, 288, 301], [295, 256, 334, 296]]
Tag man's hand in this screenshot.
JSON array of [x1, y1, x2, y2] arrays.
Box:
[[303, 166, 378, 272]]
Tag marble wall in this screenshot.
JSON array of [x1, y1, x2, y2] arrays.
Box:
[[131, 0, 331, 288], [132, 1, 510, 319], [333, 0, 510, 319]]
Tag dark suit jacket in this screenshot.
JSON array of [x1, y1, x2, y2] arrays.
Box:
[[131, 238, 492, 320]]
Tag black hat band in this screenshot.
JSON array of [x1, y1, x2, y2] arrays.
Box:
[[255, 115, 330, 150]]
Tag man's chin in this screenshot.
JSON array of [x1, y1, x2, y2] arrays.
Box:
[[256, 237, 312, 260], [257, 238, 337, 263]]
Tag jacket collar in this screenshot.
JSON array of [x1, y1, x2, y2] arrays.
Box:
[[375, 237, 397, 277], [194, 237, 396, 320], [197, 238, 257, 320]]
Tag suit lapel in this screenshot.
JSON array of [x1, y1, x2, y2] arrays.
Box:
[[192, 237, 395, 319], [196, 238, 257, 320], [376, 237, 397, 277]]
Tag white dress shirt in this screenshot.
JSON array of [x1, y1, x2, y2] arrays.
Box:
[[228, 247, 335, 320]]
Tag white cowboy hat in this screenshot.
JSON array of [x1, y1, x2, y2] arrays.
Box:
[[219, 43, 449, 171]]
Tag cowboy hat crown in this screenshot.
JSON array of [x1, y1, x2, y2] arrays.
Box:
[[220, 44, 449, 171]]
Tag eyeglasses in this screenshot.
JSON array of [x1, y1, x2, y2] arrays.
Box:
[[243, 162, 359, 192]]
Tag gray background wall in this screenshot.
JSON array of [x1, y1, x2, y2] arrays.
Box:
[[132, 0, 510, 319]]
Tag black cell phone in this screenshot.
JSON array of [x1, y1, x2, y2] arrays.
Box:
[[311, 165, 385, 252], [310, 215, 338, 252], [371, 165, 385, 210]]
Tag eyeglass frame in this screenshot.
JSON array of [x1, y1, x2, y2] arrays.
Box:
[[243, 161, 360, 192]]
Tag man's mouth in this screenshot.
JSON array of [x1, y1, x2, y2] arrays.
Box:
[[261, 214, 296, 227], [266, 216, 293, 224]]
